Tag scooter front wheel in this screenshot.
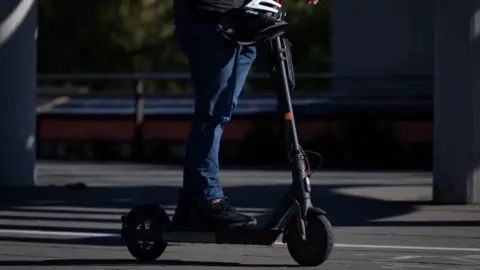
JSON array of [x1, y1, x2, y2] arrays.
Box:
[[285, 209, 334, 266]]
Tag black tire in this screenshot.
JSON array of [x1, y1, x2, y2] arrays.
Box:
[[123, 205, 168, 261], [286, 210, 334, 267]]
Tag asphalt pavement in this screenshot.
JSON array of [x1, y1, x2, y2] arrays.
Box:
[[1, 161, 480, 270]]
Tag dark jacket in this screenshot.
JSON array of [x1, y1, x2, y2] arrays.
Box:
[[173, 0, 247, 24]]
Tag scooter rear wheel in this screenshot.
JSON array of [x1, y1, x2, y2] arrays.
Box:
[[123, 204, 168, 261], [285, 210, 334, 266]]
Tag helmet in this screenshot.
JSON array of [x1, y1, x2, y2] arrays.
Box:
[[219, 0, 288, 45]]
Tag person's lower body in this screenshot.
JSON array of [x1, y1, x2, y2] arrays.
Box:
[[172, 22, 257, 229]]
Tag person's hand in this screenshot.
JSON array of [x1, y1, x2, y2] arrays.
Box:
[[294, 0, 321, 4]]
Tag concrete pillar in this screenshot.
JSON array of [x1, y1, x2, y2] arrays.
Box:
[[433, 0, 480, 204], [331, 0, 435, 94], [0, 0, 37, 187]]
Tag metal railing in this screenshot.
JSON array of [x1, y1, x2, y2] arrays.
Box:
[[36, 72, 433, 161], [37, 71, 433, 97], [37, 71, 432, 81]]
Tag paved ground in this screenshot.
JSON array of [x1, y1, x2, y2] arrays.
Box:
[[1, 161, 480, 269]]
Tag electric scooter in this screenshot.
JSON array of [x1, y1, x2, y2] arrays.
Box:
[[120, 11, 334, 267]]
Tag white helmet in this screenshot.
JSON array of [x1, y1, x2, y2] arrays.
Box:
[[219, 0, 288, 45]]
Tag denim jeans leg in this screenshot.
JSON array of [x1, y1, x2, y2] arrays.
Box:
[[174, 23, 257, 202]]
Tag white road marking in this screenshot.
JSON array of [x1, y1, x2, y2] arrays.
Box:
[[381, 265, 434, 269], [0, 229, 120, 238], [392, 255, 424, 260], [333, 243, 480, 252], [0, 229, 479, 253]]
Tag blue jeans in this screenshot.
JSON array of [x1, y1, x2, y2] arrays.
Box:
[[174, 23, 257, 202]]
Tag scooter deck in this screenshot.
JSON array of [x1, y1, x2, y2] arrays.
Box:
[[162, 227, 284, 245], [121, 208, 285, 246]]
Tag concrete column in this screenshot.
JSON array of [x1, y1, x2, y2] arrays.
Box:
[[0, 0, 37, 187], [433, 0, 480, 204], [331, 0, 435, 94]]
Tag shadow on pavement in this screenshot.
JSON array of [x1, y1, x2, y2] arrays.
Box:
[[2, 179, 479, 267], [1, 181, 478, 250], [0, 182, 424, 227]]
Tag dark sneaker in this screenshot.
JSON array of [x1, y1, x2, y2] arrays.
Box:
[[199, 198, 257, 228], [172, 197, 257, 230]]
